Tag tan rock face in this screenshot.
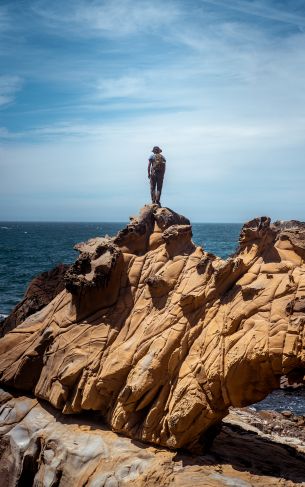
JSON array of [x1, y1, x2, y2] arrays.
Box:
[[0, 205, 304, 451], [2, 389, 305, 487]]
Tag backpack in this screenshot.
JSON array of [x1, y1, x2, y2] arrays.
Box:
[[153, 153, 165, 171]]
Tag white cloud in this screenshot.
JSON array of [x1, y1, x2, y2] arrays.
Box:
[[5, 113, 305, 147], [0, 75, 23, 107], [0, 6, 10, 33], [1, 111, 304, 222], [31, 0, 181, 38], [200, 0, 305, 28], [97, 76, 145, 99], [1, 1, 305, 221]]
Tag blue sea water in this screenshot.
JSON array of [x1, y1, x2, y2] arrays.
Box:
[[254, 388, 305, 416], [0, 221, 241, 316]]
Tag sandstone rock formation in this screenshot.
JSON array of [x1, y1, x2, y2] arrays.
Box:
[[0, 205, 304, 452], [1, 388, 305, 487]]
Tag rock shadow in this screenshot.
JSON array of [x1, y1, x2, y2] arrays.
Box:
[[175, 422, 305, 484], [71, 280, 134, 330], [262, 246, 282, 263]]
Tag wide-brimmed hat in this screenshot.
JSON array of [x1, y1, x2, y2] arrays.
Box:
[[152, 146, 162, 153]]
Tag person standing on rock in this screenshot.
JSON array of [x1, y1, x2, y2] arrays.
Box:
[[148, 146, 166, 206]]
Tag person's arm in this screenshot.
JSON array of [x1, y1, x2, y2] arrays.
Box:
[[148, 159, 152, 178]]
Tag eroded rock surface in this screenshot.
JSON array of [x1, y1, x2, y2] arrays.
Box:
[[1, 389, 305, 487], [0, 205, 304, 451]]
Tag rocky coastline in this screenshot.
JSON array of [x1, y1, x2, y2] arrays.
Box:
[[0, 204, 305, 485]]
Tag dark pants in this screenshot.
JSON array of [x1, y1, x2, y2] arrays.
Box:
[[150, 168, 165, 205]]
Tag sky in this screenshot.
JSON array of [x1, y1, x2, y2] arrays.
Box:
[[0, 0, 305, 222]]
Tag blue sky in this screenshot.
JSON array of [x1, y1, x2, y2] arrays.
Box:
[[0, 0, 305, 222]]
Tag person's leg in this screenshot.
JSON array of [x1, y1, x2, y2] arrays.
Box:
[[150, 173, 157, 203], [155, 170, 164, 206]]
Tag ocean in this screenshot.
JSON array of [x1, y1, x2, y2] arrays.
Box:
[[1, 220, 304, 414], [0, 221, 241, 317]]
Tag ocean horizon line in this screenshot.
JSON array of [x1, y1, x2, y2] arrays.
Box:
[[0, 220, 243, 225]]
